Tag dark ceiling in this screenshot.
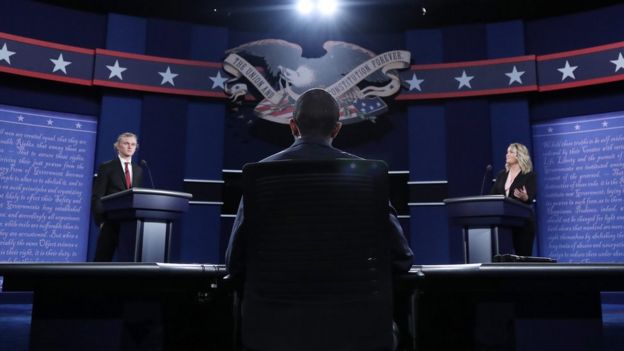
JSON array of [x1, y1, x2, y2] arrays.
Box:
[[37, 0, 623, 32]]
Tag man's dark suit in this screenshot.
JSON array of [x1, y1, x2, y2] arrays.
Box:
[[91, 158, 143, 261]]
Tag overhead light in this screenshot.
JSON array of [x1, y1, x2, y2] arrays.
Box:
[[318, 0, 338, 16], [296, 0, 315, 15]]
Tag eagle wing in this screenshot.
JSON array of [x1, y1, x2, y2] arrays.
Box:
[[226, 39, 303, 79], [322, 41, 389, 83]]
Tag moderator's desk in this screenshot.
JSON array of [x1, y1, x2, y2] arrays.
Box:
[[1, 263, 624, 351]]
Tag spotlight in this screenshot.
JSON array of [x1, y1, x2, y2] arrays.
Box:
[[296, 0, 315, 15], [318, 0, 338, 16]]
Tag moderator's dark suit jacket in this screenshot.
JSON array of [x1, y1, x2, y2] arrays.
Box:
[[91, 158, 143, 225]]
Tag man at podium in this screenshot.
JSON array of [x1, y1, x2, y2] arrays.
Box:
[[91, 132, 143, 261], [490, 143, 537, 256]]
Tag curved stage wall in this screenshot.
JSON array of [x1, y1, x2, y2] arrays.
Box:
[[1, 0, 624, 263]]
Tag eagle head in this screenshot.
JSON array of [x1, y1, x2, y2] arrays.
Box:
[[277, 65, 316, 88]]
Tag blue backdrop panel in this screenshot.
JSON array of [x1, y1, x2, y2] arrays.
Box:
[[486, 20, 525, 58], [180, 206, 222, 263], [0, 104, 96, 262], [179, 25, 229, 264], [489, 98, 532, 172], [0, 0, 105, 48], [526, 3, 624, 55], [87, 14, 147, 261], [533, 111, 624, 262], [106, 14, 147, 53], [410, 206, 450, 264], [406, 104, 448, 263], [407, 104, 446, 180]]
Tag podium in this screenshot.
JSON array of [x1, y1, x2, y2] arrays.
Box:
[[444, 195, 532, 263], [101, 188, 192, 262]]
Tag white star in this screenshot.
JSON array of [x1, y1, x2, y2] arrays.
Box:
[[106, 60, 127, 80], [547, 127, 553, 133], [455, 70, 474, 89], [505, 66, 525, 85], [405, 73, 424, 91], [209, 71, 228, 89], [47, 119, 54, 125], [75, 122, 82, 129], [50, 53, 72, 74], [610, 53, 624, 72], [557, 60, 577, 81], [17, 115, 24, 122], [602, 121, 609, 127], [158, 66, 178, 86], [574, 124, 581, 131], [0, 43, 16, 64]]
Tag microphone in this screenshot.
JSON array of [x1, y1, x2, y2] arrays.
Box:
[[141, 160, 155, 188], [480, 164, 493, 195]]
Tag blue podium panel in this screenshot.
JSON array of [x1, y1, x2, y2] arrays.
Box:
[[445, 195, 532, 263], [102, 188, 191, 262]]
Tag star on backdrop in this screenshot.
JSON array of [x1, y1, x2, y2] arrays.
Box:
[[505, 66, 525, 85], [557, 60, 577, 81], [50, 53, 72, 74], [158, 66, 178, 86], [0, 43, 15, 64], [209, 71, 228, 89], [455, 70, 474, 89], [106, 60, 127, 80], [405, 73, 424, 91], [610, 53, 624, 72]]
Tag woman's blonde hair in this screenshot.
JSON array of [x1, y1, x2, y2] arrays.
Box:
[[505, 142, 533, 174]]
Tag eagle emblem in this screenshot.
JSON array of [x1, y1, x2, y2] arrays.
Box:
[[223, 39, 410, 124]]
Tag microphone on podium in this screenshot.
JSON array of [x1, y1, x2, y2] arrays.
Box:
[[141, 160, 155, 188], [480, 164, 493, 195]]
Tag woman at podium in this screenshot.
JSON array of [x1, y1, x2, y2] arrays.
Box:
[[490, 143, 536, 256]]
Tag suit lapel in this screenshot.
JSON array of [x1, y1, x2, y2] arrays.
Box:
[[510, 172, 523, 191], [115, 160, 131, 189], [131, 163, 140, 188]]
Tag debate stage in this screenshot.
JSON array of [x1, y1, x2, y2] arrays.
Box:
[[1, 263, 623, 351]]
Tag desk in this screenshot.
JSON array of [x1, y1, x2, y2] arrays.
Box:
[[1, 263, 623, 351]]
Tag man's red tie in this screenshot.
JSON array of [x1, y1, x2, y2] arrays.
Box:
[[124, 162, 132, 188]]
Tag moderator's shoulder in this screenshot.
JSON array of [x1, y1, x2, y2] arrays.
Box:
[[337, 150, 363, 160]]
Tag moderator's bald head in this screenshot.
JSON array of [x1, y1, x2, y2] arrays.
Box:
[[293, 89, 340, 137]]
